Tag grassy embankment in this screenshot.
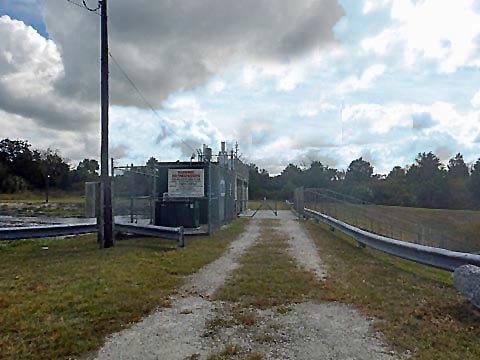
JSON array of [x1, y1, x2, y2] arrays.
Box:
[[0, 191, 84, 204], [212, 218, 480, 359], [309, 202, 480, 252], [0, 192, 85, 217], [307, 220, 480, 360], [0, 219, 247, 360]]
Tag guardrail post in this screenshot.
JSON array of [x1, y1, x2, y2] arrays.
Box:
[[178, 226, 185, 248]]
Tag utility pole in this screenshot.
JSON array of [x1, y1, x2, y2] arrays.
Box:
[[99, 0, 114, 248]]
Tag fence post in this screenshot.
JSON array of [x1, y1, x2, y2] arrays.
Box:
[[150, 166, 157, 225], [111, 158, 115, 231], [208, 162, 212, 234], [178, 226, 185, 248], [129, 164, 134, 223]]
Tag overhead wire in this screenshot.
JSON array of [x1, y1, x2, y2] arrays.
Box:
[[108, 52, 197, 155], [62, 0, 201, 157], [65, 0, 100, 15]]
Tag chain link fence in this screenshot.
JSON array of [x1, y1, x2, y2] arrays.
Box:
[[295, 187, 480, 253], [112, 158, 249, 233], [112, 165, 157, 225]]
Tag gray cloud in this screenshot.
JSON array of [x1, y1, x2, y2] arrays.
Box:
[[412, 112, 435, 130], [0, 1, 344, 162], [43, 0, 344, 108]]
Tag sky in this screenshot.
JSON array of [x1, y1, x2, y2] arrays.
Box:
[[1, 0, 480, 175]]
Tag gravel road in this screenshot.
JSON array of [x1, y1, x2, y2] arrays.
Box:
[[278, 212, 327, 280], [94, 221, 261, 360], [93, 211, 400, 360]]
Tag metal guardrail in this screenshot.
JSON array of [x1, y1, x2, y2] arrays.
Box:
[[115, 223, 184, 247], [0, 222, 184, 247], [303, 208, 480, 272], [0, 223, 97, 240]]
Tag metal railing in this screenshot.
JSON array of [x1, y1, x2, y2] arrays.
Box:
[[0, 223, 97, 240], [0, 222, 184, 247], [301, 207, 480, 272], [115, 223, 184, 247]]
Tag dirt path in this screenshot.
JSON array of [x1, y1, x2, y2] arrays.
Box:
[[94, 221, 261, 360], [94, 211, 400, 360], [278, 212, 327, 280]]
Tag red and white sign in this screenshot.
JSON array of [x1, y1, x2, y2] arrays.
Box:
[[168, 169, 204, 197]]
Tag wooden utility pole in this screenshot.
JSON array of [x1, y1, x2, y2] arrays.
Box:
[[99, 0, 114, 248]]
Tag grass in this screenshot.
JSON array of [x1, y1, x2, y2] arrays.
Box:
[[0, 203, 84, 218], [214, 220, 321, 308], [305, 220, 480, 360], [0, 191, 84, 204], [308, 202, 480, 252], [248, 200, 290, 211], [0, 219, 247, 360]]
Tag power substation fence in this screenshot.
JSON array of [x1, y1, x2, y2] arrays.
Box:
[[296, 187, 479, 253], [207, 161, 238, 232], [112, 165, 158, 225]]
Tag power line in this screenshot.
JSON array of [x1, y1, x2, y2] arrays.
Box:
[[63, 0, 197, 156], [108, 51, 197, 155], [64, 0, 100, 15]]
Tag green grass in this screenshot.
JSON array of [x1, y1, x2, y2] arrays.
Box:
[[305, 220, 480, 360], [214, 220, 321, 308], [0, 219, 247, 360], [0, 191, 84, 204], [0, 204, 84, 217], [307, 202, 480, 252]]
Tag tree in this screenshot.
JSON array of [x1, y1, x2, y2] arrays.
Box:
[[0, 138, 43, 189], [74, 159, 100, 183], [345, 157, 373, 183], [406, 152, 447, 208], [469, 159, 480, 207], [146, 156, 160, 167], [447, 153, 470, 209], [38, 148, 72, 190]]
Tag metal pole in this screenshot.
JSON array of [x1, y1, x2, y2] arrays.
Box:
[[208, 162, 212, 234], [111, 157, 115, 222], [45, 174, 49, 204], [98, 0, 114, 248], [129, 164, 134, 223], [151, 166, 157, 224]]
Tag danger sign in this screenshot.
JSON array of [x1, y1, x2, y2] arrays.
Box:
[[168, 169, 204, 197]]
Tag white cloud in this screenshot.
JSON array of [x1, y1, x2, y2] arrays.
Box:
[[207, 81, 226, 94], [362, 0, 480, 73], [240, 62, 306, 92], [336, 64, 386, 94], [298, 102, 337, 117], [363, 0, 392, 14], [471, 90, 480, 108]]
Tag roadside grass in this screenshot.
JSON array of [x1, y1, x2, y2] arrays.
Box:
[[214, 220, 321, 308], [305, 220, 480, 360], [248, 200, 290, 211], [308, 202, 480, 252], [0, 203, 84, 218], [0, 219, 247, 360], [0, 191, 83, 204]]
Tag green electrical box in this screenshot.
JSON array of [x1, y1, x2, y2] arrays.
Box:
[[155, 199, 200, 228]]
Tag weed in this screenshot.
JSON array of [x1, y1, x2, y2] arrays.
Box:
[[306, 220, 480, 360], [245, 352, 264, 360], [214, 220, 322, 308], [0, 219, 247, 359]]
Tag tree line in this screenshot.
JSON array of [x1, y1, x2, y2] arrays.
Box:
[[0, 138, 99, 193], [249, 152, 480, 210], [4, 137, 480, 210]]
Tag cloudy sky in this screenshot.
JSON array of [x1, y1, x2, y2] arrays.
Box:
[[1, 0, 480, 174]]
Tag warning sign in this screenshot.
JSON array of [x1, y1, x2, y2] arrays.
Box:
[[168, 169, 204, 198]]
